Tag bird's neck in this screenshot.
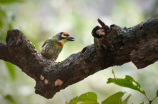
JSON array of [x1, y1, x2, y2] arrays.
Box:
[[54, 39, 68, 47], [55, 40, 63, 47]]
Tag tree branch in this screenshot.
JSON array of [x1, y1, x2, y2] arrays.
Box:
[[0, 17, 158, 99]]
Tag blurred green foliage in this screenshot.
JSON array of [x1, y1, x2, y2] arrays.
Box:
[[106, 70, 158, 103], [0, 0, 23, 4], [67, 70, 158, 104], [66, 91, 131, 104], [0, 0, 158, 104], [4, 94, 17, 104], [0, 5, 13, 41], [5, 62, 15, 80]]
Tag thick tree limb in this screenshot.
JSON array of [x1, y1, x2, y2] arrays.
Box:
[[0, 18, 158, 99]]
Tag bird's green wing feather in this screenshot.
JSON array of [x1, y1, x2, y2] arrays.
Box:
[[42, 39, 49, 47]]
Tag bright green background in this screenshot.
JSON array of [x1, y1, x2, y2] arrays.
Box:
[[0, 0, 158, 104]]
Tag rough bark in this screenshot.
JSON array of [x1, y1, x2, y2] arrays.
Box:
[[0, 17, 158, 99]]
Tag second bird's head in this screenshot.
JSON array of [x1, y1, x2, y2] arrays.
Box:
[[53, 32, 74, 45]]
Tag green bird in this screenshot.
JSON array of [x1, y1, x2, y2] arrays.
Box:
[[41, 32, 74, 61]]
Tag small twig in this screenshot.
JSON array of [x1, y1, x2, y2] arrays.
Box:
[[97, 18, 110, 31], [144, 94, 151, 104], [150, 96, 157, 103]]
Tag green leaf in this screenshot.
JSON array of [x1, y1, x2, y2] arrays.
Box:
[[107, 75, 146, 95], [4, 94, 16, 104], [5, 61, 16, 80], [67, 92, 99, 104], [122, 94, 132, 104], [156, 90, 158, 97], [66, 96, 78, 104], [140, 102, 144, 104], [0, 0, 24, 4], [101, 91, 125, 104], [78, 92, 98, 104]]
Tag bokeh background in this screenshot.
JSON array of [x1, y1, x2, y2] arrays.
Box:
[[0, 0, 158, 104]]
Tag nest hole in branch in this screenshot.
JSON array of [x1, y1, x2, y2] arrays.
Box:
[[92, 26, 105, 38]]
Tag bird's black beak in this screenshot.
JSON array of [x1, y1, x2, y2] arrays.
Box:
[[66, 36, 74, 41]]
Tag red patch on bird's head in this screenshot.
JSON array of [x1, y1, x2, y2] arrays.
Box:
[[65, 32, 69, 36]]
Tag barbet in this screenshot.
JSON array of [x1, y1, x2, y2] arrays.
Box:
[[41, 32, 74, 61]]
